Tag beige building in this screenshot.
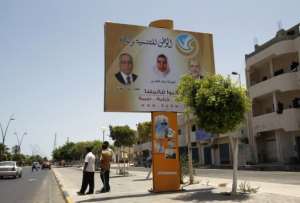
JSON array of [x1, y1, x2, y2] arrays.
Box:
[[246, 23, 300, 165], [177, 114, 251, 167], [134, 114, 252, 167]]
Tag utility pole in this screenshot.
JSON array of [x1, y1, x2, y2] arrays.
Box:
[[0, 114, 15, 145], [101, 127, 106, 142], [53, 133, 57, 151], [230, 71, 241, 195]]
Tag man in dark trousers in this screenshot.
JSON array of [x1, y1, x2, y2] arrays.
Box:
[[77, 147, 95, 195], [100, 141, 113, 193]]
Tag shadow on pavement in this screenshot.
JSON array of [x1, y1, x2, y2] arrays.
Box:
[[132, 178, 152, 182], [172, 190, 250, 202], [77, 188, 215, 202], [108, 175, 131, 179]]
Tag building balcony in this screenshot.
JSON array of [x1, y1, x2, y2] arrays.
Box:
[[249, 71, 300, 99], [252, 108, 300, 134], [246, 37, 300, 67]]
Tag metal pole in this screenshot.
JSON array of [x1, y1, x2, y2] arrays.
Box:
[[230, 71, 241, 194], [231, 71, 241, 88], [102, 130, 105, 142], [0, 115, 15, 145], [238, 73, 241, 87]]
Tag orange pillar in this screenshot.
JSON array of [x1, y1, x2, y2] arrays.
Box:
[[149, 20, 180, 192]]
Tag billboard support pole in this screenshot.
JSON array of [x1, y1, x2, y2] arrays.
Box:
[[149, 20, 180, 193]]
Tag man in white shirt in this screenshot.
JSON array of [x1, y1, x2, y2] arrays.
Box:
[[115, 53, 138, 85], [77, 147, 95, 195]]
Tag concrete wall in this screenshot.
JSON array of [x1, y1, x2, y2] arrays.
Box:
[[276, 130, 295, 163]]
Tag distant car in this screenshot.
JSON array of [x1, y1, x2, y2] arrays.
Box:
[[0, 161, 22, 178], [32, 162, 41, 171], [42, 161, 51, 169]]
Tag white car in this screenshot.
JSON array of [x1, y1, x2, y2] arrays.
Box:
[[0, 161, 22, 178]]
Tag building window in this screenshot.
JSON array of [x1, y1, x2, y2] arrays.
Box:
[[192, 125, 196, 132]]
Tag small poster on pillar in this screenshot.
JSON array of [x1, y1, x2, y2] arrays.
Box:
[[152, 112, 180, 192]]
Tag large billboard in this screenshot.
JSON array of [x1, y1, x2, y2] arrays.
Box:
[[104, 22, 215, 112]]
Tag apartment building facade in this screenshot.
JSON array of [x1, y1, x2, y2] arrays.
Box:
[[246, 23, 300, 165]]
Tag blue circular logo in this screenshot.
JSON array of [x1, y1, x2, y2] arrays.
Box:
[[176, 33, 198, 56]]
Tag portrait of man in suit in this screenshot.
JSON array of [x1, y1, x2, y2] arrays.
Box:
[[115, 53, 138, 85]]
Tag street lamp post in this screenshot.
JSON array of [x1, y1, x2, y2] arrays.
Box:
[[231, 71, 241, 87], [15, 132, 27, 154], [230, 71, 242, 194], [0, 115, 15, 145], [101, 127, 106, 142]]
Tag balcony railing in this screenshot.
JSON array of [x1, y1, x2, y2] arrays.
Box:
[[253, 108, 300, 134], [249, 71, 300, 99]]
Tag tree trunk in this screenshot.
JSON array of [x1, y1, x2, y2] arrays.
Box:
[[230, 136, 239, 195], [123, 148, 126, 176], [185, 113, 194, 184], [117, 147, 120, 174]]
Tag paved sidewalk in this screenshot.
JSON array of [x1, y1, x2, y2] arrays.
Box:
[[53, 167, 300, 203]]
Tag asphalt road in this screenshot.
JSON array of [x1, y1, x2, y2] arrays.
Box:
[[0, 166, 65, 203], [194, 168, 300, 185], [120, 166, 300, 185]]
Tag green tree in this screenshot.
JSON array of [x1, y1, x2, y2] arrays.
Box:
[[11, 145, 20, 155], [176, 74, 198, 184], [109, 125, 136, 147], [52, 140, 102, 162], [0, 144, 11, 161], [177, 74, 251, 194], [137, 121, 152, 143], [109, 125, 136, 175], [11, 153, 26, 166]]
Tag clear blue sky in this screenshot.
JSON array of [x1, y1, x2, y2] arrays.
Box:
[[0, 0, 299, 157]]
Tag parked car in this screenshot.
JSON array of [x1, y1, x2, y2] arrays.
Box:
[[42, 161, 51, 169], [0, 161, 22, 178]]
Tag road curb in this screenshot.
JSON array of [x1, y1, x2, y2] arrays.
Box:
[[52, 169, 74, 203]]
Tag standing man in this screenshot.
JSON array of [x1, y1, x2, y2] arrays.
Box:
[[77, 147, 95, 195], [115, 53, 138, 85], [100, 141, 113, 193]]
